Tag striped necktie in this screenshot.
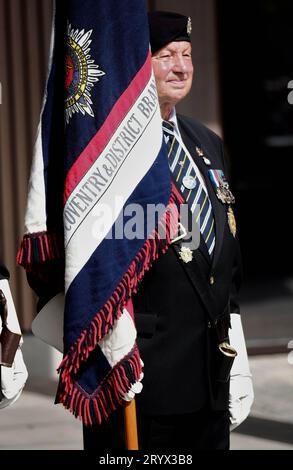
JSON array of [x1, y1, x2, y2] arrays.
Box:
[[163, 120, 215, 256]]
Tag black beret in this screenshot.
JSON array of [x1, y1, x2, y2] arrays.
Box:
[[148, 11, 192, 54]]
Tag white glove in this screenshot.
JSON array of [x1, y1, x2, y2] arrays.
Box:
[[32, 293, 144, 402], [0, 279, 21, 335], [229, 313, 254, 430], [0, 346, 28, 409], [99, 300, 144, 402], [123, 367, 144, 402], [0, 279, 28, 409]]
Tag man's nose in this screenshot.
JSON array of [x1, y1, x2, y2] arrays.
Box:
[[172, 55, 187, 73]]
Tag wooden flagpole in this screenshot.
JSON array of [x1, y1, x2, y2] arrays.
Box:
[[124, 399, 139, 450]]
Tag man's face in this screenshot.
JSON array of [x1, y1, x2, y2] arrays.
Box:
[[152, 41, 193, 108]]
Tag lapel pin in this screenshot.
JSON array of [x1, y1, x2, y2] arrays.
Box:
[[179, 246, 193, 263], [196, 146, 204, 157], [196, 146, 211, 165], [182, 175, 196, 190]]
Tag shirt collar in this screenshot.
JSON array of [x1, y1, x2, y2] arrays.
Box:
[[166, 108, 180, 138]]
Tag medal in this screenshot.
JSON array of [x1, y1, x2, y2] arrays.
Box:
[[183, 175, 196, 190], [216, 187, 227, 204], [227, 206, 236, 237], [208, 169, 235, 204], [217, 184, 235, 204]]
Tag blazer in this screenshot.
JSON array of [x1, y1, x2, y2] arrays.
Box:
[[133, 114, 242, 416]]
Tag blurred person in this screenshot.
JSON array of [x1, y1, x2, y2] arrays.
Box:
[[0, 259, 28, 409]]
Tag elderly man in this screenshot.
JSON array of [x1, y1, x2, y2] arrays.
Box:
[[0, 260, 28, 409], [82, 11, 253, 450]]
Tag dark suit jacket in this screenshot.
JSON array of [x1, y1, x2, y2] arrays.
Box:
[[133, 114, 242, 416]]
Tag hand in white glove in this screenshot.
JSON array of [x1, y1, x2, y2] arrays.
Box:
[[0, 279, 21, 335], [0, 279, 28, 409], [0, 346, 28, 409], [99, 300, 144, 402], [229, 313, 254, 430], [123, 367, 144, 402], [32, 293, 144, 403]]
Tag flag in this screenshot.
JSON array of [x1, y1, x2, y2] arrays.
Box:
[[17, 0, 182, 425]]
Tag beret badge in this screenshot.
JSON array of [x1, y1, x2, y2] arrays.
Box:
[[187, 17, 192, 36]]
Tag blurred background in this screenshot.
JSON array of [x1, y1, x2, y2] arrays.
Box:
[[0, 0, 292, 450]]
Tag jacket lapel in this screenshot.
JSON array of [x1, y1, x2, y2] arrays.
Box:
[[171, 242, 218, 322]]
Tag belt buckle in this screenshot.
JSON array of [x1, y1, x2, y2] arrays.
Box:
[[171, 222, 187, 244], [218, 341, 237, 358]]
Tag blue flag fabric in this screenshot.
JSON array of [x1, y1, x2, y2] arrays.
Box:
[[18, 0, 182, 425]]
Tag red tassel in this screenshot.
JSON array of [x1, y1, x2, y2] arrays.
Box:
[[17, 231, 64, 270], [56, 345, 142, 426]]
